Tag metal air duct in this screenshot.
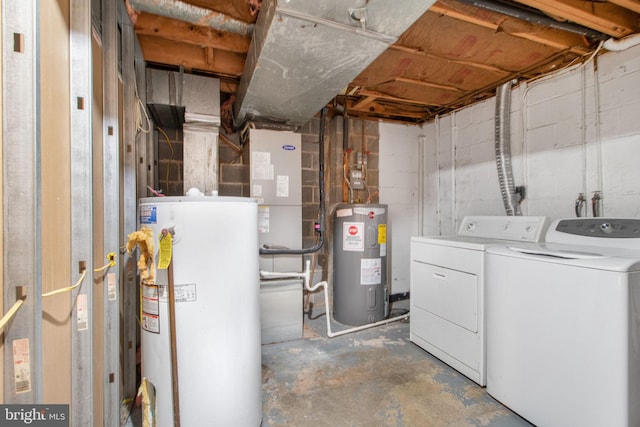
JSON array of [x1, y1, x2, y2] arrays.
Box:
[[234, 0, 435, 127]]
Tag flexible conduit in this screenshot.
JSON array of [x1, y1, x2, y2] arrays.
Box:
[[495, 81, 520, 216], [261, 261, 409, 338]]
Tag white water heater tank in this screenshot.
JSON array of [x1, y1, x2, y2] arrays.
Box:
[[138, 195, 261, 426]]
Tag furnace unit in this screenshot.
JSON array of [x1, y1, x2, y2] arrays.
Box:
[[250, 128, 303, 343]]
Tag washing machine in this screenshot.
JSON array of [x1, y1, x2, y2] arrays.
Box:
[[410, 215, 549, 385], [486, 217, 640, 427]]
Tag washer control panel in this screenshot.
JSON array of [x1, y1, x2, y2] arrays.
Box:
[[458, 216, 549, 242], [554, 218, 640, 238]]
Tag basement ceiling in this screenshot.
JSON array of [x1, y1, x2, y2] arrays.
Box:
[[126, 0, 640, 128]]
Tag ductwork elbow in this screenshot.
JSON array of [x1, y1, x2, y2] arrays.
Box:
[[603, 34, 640, 52]]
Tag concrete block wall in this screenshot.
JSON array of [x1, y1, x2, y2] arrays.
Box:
[[218, 132, 249, 197], [297, 115, 381, 303], [379, 123, 423, 294], [379, 43, 640, 238]]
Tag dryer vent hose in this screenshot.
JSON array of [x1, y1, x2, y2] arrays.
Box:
[[495, 81, 521, 216]]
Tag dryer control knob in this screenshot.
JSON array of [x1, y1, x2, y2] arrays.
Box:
[[466, 222, 476, 231], [600, 223, 613, 234]]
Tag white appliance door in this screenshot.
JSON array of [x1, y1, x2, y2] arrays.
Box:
[[486, 251, 637, 427]]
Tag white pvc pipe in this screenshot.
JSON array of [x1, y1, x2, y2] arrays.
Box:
[[603, 34, 640, 52], [306, 279, 409, 338], [261, 261, 410, 338]]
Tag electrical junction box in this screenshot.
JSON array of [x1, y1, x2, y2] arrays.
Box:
[[350, 169, 365, 190]]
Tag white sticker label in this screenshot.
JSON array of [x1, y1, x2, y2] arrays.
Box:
[[343, 222, 364, 251], [336, 208, 353, 218], [252, 184, 263, 197], [276, 175, 289, 198], [142, 283, 161, 333], [77, 294, 89, 331], [142, 313, 160, 334], [258, 206, 270, 233], [380, 243, 387, 257], [13, 338, 31, 394], [361, 258, 382, 285], [107, 272, 117, 301], [142, 283, 160, 315], [159, 283, 197, 303], [252, 152, 274, 180]]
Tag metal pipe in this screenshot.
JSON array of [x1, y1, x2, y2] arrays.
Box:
[[592, 191, 602, 217], [260, 107, 328, 255], [495, 81, 521, 216], [128, 0, 254, 37], [456, 0, 608, 40], [262, 261, 409, 338], [575, 193, 585, 217]]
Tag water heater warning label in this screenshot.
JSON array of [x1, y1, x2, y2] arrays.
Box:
[[139, 205, 157, 224], [343, 222, 364, 251], [361, 258, 382, 285], [142, 283, 160, 334]]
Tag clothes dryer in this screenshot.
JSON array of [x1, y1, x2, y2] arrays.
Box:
[[410, 216, 549, 385]]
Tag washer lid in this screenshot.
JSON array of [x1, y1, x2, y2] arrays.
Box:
[[411, 235, 518, 250], [487, 242, 640, 272]]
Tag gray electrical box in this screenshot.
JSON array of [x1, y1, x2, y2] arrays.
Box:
[[250, 128, 302, 272]]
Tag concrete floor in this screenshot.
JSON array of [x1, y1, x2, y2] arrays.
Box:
[[261, 309, 532, 427], [127, 308, 533, 426]]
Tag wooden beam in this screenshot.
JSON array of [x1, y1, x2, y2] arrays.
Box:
[[347, 99, 427, 119], [351, 96, 378, 111], [394, 76, 464, 93], [137, 34, 245, 76], [134, 13, 251, 54], [391, 44, 512, 76], [608, 0, 640, 14], [512, 0, 639, 38], [357, 89, 436, 107], [430, 1, 591, 55]]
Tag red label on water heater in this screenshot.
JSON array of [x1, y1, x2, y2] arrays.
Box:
[[368, 211, 375, 219], [348, 225, 359, 235]]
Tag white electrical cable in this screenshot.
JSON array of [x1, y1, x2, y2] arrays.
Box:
[[0, 298, 25, 333]]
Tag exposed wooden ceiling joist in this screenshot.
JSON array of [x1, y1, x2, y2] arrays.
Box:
[[132, 0, 639, 124], [429, 0, 592, 54], [512, 0, 639, 38], [608, 0, 640, 15], [134, 12, 251, 54], [390, 45, 512, 76], [138, 34, 245, 76]]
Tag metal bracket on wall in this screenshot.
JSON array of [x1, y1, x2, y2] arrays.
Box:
[[102, 0, 121, 423], [119, 0, 140, 405], [70, 0, 95, 424], [2, 0, 43, 404]]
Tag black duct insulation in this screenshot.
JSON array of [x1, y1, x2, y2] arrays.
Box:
[[455, 0, 608, 40], [259, 107, 327, 255]]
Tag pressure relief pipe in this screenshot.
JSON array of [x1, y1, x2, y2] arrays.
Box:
[[260, 261, 409, 338], [260, 107, 328, 256]]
